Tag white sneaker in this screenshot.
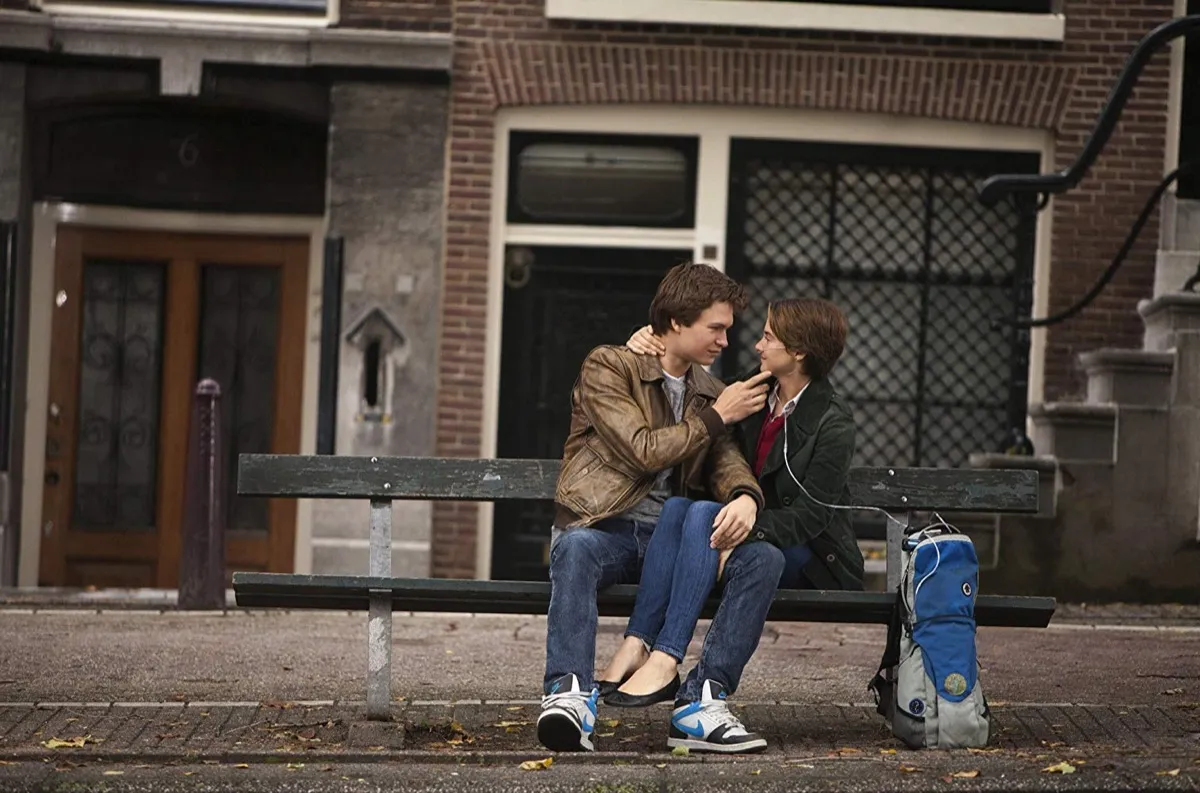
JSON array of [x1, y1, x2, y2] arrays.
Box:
[[537, 673, 599, 752], [667, 680, 767, 754]]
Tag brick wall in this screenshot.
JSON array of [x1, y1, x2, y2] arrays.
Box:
[[339, 0, 449, 31], [431, 0, 1176, 578]]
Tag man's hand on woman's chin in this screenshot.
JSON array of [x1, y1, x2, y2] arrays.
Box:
[[709, 493, 758, 550]]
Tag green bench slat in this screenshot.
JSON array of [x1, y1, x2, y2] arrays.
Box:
[[238, 455, 1040, 513], [232, 573, 1056, 628]]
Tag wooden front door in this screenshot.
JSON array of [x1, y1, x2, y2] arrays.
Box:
[[38, 227, 308, 588]]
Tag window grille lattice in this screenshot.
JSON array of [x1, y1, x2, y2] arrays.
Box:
[[727, 145, 1034, 469]]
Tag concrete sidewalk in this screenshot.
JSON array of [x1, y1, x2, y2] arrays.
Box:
[[1, 600, 1198, 790]]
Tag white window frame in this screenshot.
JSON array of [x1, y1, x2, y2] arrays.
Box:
[[545, 0, 1065, 42], [477, 104, 1055, 579], [32, 0, 337, 29]]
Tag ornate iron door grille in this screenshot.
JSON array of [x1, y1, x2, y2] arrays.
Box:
[[725, 140, 1038, 469]]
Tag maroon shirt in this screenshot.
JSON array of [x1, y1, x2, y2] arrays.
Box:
[[753, 412, 786, 477]]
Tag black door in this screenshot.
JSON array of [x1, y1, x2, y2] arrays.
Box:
[[1181, 0, 1200, 199], [492, 245, 691, 581]]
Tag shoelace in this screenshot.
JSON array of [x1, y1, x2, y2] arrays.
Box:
[[706, 700, 747, 732], [542, 690, 595, 709]]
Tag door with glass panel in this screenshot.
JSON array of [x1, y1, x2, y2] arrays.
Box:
[[38, 227, 308, 588]]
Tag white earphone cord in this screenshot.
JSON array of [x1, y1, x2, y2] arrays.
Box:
[[780, 420, 957, 535]]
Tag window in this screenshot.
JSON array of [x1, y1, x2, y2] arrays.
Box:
[[544, 0, 1065, 41], [507, 132, 698, 228], [725, 139, 1040, 469]]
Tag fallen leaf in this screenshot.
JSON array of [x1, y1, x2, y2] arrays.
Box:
[[655, 763, 666, 769], [1156, 769, 1181, 777], [1041, 740, 1065, 748], [952, 770, 981, 779], [1042, 762, 1076, 774], [967, 747, 1002, 755], [286, 763, 305, 770], [0, 761, 17, 766], [506, 706, 523, 712], [596, 732, 615, 738], [671, 746, 690, 757], [491, 721, 530, 728], [836, 747, 862, 755], [880, 748, 897, 755], [102, 771, 124, 776], [41, 736, 101, 749], [519, 758, 553, 771], [750, 769, 761, 776], [450, 721, 466, 734], [899, 765, 922, 773], [1163, 688, 1185, 696], [182, 772, 195, 776], [234, 763, 250, 769], [604, 719, 621, 728]]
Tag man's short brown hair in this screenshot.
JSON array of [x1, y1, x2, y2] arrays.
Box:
[[648, 263, 749, 335], [768, 298, 848, 381]]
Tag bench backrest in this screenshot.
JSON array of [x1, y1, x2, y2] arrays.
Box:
[[238, 454, 1038, 514]]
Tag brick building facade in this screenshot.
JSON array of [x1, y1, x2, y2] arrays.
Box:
[[430, 0, 1176, 579], [0, 0, 1189, 588]]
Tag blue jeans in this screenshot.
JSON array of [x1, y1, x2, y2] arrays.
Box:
[[779, 544, 816, 589], [620, 497, 789, 702], [544, 517, 653, 693], [677, 531, 787, 702], [625, 498, 722, 661]]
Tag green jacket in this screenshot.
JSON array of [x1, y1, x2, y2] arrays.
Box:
[[732, 375, 865, 591]]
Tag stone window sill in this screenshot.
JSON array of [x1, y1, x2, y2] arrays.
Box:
[[544, 0, 1066, 42]]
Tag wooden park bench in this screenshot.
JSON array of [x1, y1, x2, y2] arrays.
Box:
[[232, 454, 1055, 720]]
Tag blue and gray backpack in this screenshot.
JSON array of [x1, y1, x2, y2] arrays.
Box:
[[868, 523, 991, 749]]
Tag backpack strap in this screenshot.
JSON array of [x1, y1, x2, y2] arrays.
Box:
[[868, 592, 904, 716]]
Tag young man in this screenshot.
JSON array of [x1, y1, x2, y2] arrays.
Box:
[[538, 263, 771, 752]]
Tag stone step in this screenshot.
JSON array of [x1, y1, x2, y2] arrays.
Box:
[[1078, 347, 1175, 407], [1139, 292, 1200, 352], [1160, 193, 1200, 253], [1028, 402, 1116, 463], [1154, 250, 1200, 299]]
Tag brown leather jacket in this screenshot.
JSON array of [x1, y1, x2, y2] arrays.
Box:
[[554, 346, 764, 528]]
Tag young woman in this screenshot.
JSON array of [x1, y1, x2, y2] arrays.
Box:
[[596, 297, 865, 707]]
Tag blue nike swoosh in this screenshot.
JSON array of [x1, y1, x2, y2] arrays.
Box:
[[581, 715, 594, 732], [673, 719, 706, 738]]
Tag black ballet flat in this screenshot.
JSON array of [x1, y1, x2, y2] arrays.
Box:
[[596, 672, 633, 698], [603, 675, 681, 708]]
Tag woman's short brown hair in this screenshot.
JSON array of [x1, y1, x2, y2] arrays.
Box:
[[648, 263, 749, 335], [768, 298, 848, 381]]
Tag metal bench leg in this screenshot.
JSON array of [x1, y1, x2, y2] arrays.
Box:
[[367, 497, 392, 720], [885, 511, 912, 593]]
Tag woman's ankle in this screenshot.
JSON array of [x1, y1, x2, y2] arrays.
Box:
[[599, 637, 650, 681], [643, 650, 680, 673]]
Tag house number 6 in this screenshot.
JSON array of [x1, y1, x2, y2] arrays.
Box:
[[179, 134, 200, 168]]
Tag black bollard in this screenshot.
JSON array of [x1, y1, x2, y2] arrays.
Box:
[[179, 378, 226, 610]]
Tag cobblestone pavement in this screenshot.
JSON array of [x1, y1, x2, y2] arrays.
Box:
[[1, 601, 1198, 790]]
